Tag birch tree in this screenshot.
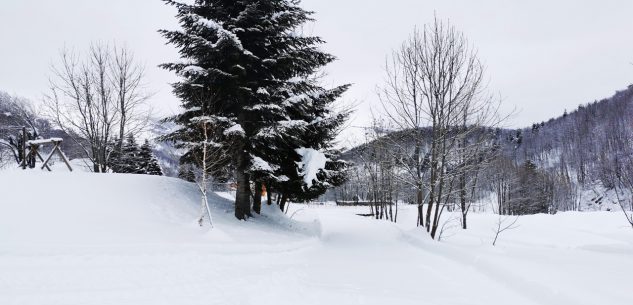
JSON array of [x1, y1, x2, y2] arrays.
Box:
[[191, 118, 233, 227]]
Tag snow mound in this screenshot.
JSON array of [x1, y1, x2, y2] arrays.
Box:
[[0, 171, 318, 253]]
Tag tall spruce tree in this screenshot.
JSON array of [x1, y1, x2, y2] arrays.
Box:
[[160, 0, 350, 219]]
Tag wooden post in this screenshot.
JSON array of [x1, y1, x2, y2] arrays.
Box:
[[40, 143, 57, 171], [55, 140, 73, 172], [33, 145, 52, 172]]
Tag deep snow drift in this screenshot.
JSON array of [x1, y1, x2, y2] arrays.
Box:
[[1, 171, 632, 305]]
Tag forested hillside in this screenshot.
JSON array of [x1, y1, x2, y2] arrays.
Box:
[[335, 85, 633, 219]]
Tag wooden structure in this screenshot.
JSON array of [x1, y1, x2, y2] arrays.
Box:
[[336, 200, 392, 206], [24, 137, 73, 172]]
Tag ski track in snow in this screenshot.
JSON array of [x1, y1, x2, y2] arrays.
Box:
[[1, 171, 632, 305]]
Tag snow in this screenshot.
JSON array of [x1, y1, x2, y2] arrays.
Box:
[[180, 65, 208, 76], [283, 93, 310, 106], [295, 147, 328, 188], [255, 121, 307, 139], [25, 138, 63, 145], [278, 119, 307, 129], [247, 103, 282, 111], [250, 155, 277, 172], [188, 14, 245, 52], [287, 76, 303, 83], [190, 115, 230, 124], [0, 171, 632, 305], [223, 124, 245, 136]]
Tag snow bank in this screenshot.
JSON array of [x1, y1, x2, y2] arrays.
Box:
[[0, 171, 317, 251]]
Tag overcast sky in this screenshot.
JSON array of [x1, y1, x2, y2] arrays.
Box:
[[2, 0, 633, 145]]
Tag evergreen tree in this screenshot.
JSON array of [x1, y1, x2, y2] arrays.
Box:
[[160, 0, 349, 219], [119, 134, 142, 174], [178, 163, 196, 183], [107, 137, 123, 173], [139, 140, 163, 176]]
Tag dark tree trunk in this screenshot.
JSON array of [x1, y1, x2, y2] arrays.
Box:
[[425, 127, 438, 232], [234, 151, 252, 220], [425, 196, 434, 232], [460, 172, 467, 229], [253, 181, 262, 214], [266, 184, 272, 205], [417, 185, 424, 227], [279, 194, 288, 212], [394, 200, 398, 223]]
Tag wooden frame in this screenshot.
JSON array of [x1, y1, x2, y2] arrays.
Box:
[[25, 138, 73, 172]]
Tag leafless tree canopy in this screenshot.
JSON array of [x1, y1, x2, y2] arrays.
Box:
[[379, 17, 503, 239], [44, 43, 151, 172]]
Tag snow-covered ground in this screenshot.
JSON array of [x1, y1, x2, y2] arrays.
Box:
[[1, 171, 631, 305]]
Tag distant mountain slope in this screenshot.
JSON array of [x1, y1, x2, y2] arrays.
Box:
[[336, 84, 633, 212], [511, 85, 633, 170]]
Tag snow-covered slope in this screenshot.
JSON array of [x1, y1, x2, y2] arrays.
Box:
[[1, 171, 632, 305], [0, 171, 316, 250]]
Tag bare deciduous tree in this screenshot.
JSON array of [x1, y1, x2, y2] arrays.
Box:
[[44, 43, 151, 172], [380, 17, 503, 239], [111, 46, 151, 148]]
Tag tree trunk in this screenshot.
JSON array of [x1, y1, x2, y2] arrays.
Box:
[[425, 196, 434, 232], [417, 187, 424, 226], [234, 151, 252, 220], [266, 184, 272, 205], [460, 172, 467, 229], [253, 181, 262, 214], [395, 200, 398, 223], [425, 128, 438, 231], [279, 194, 288, 212]]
